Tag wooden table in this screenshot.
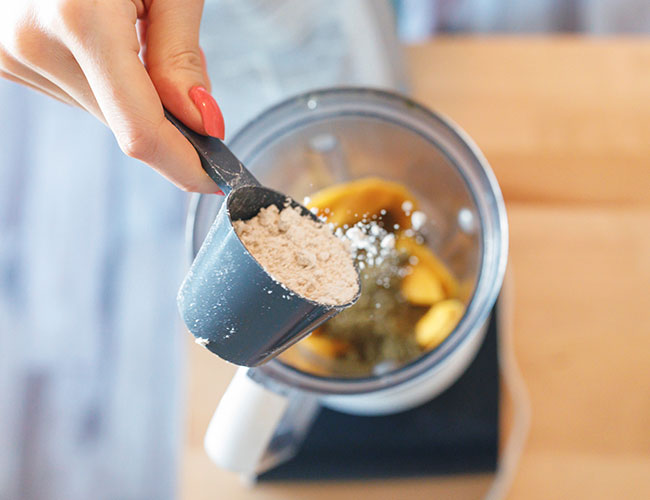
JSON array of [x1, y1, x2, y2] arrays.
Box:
[[181, 38, 650, 499]]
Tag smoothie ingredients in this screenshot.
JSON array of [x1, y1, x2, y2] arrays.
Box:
[[281, 178, 465, 376], [233, 204, 358, 306]]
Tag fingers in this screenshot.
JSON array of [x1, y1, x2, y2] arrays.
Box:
[[0, 0, 221, 192], [25, 40, 107, 122], [198, 47, 212, 93], [0, 47, 80, 107], [145, 0, 224, 139], [57, 0, 217, 192], [0, 69, 78, 107], [0, 5, 105, 120]]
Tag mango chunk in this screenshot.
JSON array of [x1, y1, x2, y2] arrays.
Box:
[[401, 265, 445, 305], [415, 299, 465, 349], [299, 332, 349, 358], [307, 177, 417, 228], [396, 236, 459, 298]]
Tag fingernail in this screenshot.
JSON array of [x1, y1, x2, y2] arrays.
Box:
[[189, 85, 225, 139], [215, 189, 224, 195]]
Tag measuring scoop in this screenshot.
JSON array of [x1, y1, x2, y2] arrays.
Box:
[[166, 111, 360, 367]]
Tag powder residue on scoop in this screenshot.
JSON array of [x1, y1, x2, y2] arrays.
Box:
[[233, 204, 359, 305]]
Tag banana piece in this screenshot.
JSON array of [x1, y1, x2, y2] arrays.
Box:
[[401, 265, 446, 305], [396, 236, 459, 298], [415, 299, 465, 349], [299, 333, 350, 358]]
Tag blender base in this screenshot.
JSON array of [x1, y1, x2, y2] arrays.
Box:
[[259, 300, 500, 481]]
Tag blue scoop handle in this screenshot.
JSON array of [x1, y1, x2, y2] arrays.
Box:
[[164, 109, 260, 195]]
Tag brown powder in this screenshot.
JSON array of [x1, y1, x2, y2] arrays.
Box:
[[233, 205, 359, 305]]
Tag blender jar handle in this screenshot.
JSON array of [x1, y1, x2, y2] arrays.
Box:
[[204, 367, 320, 477]]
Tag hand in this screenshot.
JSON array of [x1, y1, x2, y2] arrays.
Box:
[[0, 0, 224, 193]]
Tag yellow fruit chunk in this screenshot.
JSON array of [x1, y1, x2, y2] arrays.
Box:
[[299, 332, 349, 358], [415, 299, 465, 349], [401, 265, 445, 305], [396, 236, 459, 298], [307, 177, 417, 228], [279, 345, 332, 377]]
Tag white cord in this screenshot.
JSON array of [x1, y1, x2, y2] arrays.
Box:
[[485, 268, 532, 500]]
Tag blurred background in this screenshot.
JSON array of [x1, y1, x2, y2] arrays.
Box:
[[1, 1, 648, 499]]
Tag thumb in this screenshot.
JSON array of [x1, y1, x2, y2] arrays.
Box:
[[144, 0, 224, 139]]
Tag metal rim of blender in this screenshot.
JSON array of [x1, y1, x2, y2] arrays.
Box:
[[186, 87, 509, 395]]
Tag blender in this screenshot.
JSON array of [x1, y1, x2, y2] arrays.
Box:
[[185, 88, 508, 476]]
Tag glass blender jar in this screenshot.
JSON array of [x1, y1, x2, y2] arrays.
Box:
[[187, 88, 508, 476]]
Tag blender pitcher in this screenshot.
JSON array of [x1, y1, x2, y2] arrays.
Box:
[[186, 89, 508, 476]]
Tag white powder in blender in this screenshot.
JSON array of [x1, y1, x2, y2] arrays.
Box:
[[233, 205, 359, 305]]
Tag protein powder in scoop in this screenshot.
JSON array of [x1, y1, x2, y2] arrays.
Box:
[[233, 204, 358, 306]]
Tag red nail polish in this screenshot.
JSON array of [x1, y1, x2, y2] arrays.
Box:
[[189, 85, 225, 139], [215, 189, 224, 195]]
